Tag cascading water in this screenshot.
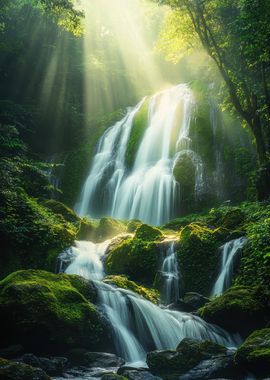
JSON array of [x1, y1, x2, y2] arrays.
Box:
[[60, 239, 239, 366], [76, 84, 200, 225], [159, 241, 180, 305], [211, 237, 247, 296]]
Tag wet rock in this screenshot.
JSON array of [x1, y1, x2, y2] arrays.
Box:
[[83, 352, 125, 368], [183, 292, 210, 311], [235, 328, 270, 377], [147, 338, 228, 379], [0, 358, 50, 380], [0, 345, 24, 359], [118, 367, 162, 380], [198, 286, 270, 337], [102, 373, 128, 380], [20, 353, 68, 376], [178, 351, 243, 379]]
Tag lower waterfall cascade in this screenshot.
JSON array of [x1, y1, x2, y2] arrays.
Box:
[[211, 237, 248, 296], [59, 239, 240, 367]]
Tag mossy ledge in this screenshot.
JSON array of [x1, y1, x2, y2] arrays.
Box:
[[0, 270, 110, 353]]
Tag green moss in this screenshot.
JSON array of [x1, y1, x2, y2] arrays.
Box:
[[0, 359, 50, 379], [105, 229, 162, 284], [42, 199, 80, 224], [76, 217, 97, 240], [125, 99, 149, 169], [134, 224, 163, 241], [235, 328, 270, 376], [126, 219, 142, 233], [95, 217, 126, 241], [103, 275, 159, 304], [0, 270, 107, 352], [198, 286, 270, 336], [177, 222, 227, 294]]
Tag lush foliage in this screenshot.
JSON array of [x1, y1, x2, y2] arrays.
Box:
[[156, 0, 270, 198]]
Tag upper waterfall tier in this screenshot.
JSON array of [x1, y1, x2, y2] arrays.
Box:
[[76, 84, 196, 225]]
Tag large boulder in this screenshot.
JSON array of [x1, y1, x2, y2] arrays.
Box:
[[0, 270, 109, 353], [105, 225, 163, 284], [0, 358, 50, 380], [235, 328, 270, 377], [146, 338, 227, 379], [198, 286, 270, 337], [178, 351, 243, 380], [177, 223, 227, 294]]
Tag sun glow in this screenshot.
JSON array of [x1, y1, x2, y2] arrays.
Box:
[[82, 0, 168, 117]]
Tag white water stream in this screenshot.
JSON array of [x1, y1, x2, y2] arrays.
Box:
[[211, 237, 247, 296], [61, 239, 239, 366], [76, 84, 198, 225], [159, 241, 180, 305]]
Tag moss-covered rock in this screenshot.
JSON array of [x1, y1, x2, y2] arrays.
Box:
[[76, 217, 96, 241], [103, 275, 159, 304], [134, 224, 163, 241], [235, 328, 270, 376], [42, 199, 80, 224], [95, 217, 126, 241], [173, 153, 196, 213], [198, 286, 270, 337], [105, 225, 163, 284], [126, 219, 142, 233], [0, 358, 50, 380], [147, 338, 227, 379], [0, 270, 109, 353], [177, 222, 227, 294], [125, 99, 149, 169]]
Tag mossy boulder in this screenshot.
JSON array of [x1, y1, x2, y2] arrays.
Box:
[[95, 217, 126, 241], [177, 223, 227, 294], [42, 199, 80, 224], [126, 219, 142, 233], [147, 338, 227, 379], [0, 270, 109, 353], [198, 286, 270, 337], [76, 217, 96, 240], [235, 328, 270, 377], [103, 275, 159, 304], [105, 225, 163, 284], [134, 224, 163, 241], [0, 358, 50, 380]]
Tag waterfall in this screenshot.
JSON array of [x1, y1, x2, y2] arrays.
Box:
[[76, 84, 201, 225], [159, 241, 180, 305], [211, 237, 247, 296], [60, 239, 239, 366]]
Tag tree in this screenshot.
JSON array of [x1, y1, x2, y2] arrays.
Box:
[[156, 0, 270, 199]]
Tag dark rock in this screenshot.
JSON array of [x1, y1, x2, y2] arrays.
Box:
[[198, 286, 269, 337], [119, 368, 162, 380], [183, 292, 210, 311], [235, 328, 270, 377], [102, 373, 128, 380], [20, 353, 41, 367], [147, 338, 228, 379], [167, 300, 193, 313], [0, 358, 50, 380], [39, 357, 68, 376], [66, 348, 89, 365], [83, 352, 125, 368], [0, 345, 25, 359], [178, 351, 243, 379], [20, 353, 68, 376]]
